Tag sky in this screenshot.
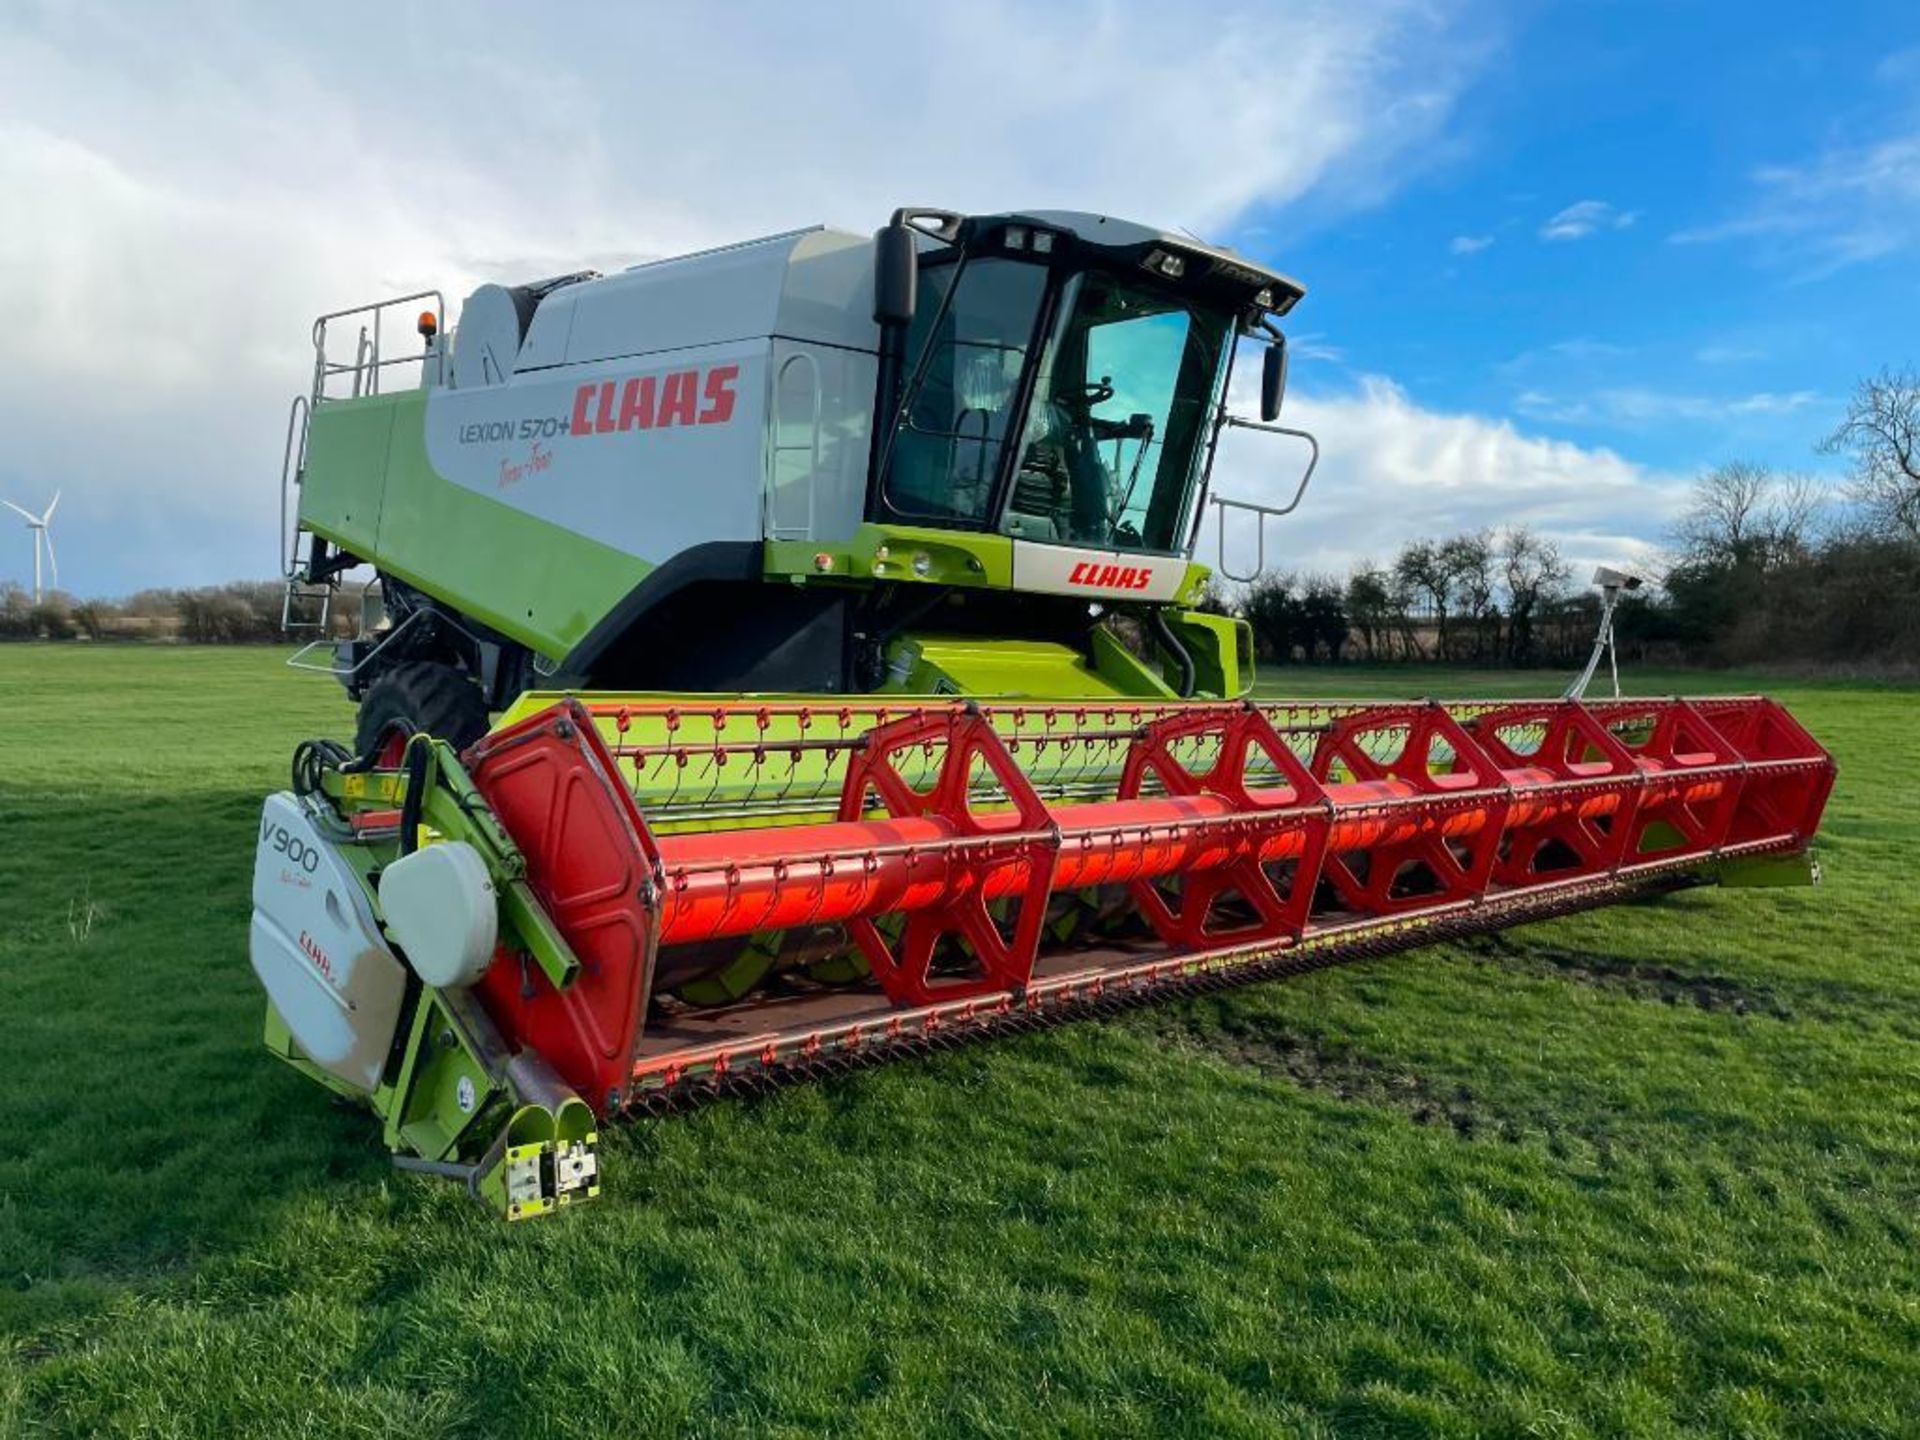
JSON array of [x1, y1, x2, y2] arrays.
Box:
[[1, 0, 1915, 597]]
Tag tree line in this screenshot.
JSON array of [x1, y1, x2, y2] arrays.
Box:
[[0, 580, 365, 644], [1221, 366, 1920, 669], [1224, 523, 1598, 666]]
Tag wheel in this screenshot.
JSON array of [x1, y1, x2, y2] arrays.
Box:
[[355, 661, 491, 762]]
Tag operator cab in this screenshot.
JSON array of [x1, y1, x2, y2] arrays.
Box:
[[872, 210, 1304, 561]]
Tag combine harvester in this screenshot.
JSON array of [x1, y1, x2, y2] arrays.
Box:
[[259, 208, 1835, 1217]]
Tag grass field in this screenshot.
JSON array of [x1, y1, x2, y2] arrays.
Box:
[[1, 647, 1916, 1437]]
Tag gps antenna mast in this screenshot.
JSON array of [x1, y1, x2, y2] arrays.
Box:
[[1565, 565, 1642, 700]]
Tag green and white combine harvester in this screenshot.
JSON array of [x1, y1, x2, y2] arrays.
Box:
[[259, 208, 1835, 1217]]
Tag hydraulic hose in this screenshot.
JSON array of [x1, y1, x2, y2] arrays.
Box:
[[1148, 606, 1198, 698], [291, 737, 354, 795], [398, 736, 432, 856]]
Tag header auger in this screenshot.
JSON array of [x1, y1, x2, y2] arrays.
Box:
[[257, 205, 1833, 1216]]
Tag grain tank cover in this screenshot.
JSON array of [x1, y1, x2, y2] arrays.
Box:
[[413, 225, 885, 567], [510, 228, 878, 375], [451, 273, 598, 389], [452, 284, 540, 389]]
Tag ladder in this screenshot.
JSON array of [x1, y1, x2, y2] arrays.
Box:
[[277, 393, 331, 632], [278, 290, 448, 633]]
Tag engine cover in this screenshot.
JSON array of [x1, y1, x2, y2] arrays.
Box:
[[249, 793, 407, 1094]]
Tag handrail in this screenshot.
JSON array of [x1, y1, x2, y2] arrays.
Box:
[[286, 604, 491, 678], [1208, 419, 1320, 583], [310, 289, 445, 404], [279, 394, 310, 576], [286, 605, 432, 677]]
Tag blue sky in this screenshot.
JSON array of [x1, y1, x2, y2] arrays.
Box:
[[0, 1, 1915, 595], [1261, 2, 1917, 478]]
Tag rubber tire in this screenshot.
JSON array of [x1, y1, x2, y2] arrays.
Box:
[[355, 661, 491, 758]]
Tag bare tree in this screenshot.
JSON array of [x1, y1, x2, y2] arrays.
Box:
[[1675, 461, 1771, 561], [1771, 472, 1826, 558], [1675, 461, 1824, 567], [1498, 526, 1570, 664], [1821, 367, 1920, 542], [1394, 541, 1448, 659], [1388, 566, 1425, 659], [1344, 564, 1392, 661], [1440, 531, 1497, 662]]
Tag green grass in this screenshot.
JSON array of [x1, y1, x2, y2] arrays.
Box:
[[2, 647, 1917, 1437]]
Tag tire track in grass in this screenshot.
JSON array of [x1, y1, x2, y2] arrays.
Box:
[[1184, 1022, 1488, 1137], [1461, 928, 1920, 1036], [1143, 1006, 1619, 1158], [1458, 933, 1795, 1018]]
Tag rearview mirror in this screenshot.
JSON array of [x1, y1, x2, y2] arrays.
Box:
[[873, 222, 918, 328], [1260, 336, 1289, 422]]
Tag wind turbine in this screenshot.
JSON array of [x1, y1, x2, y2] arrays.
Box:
[[2, 491, 60, 603]]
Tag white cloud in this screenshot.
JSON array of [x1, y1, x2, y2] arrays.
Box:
[[1493, 338, 1630, 380], [1539, 199, 1640, 241], [1207, 375, 1681, 579], [1670, 130, 1920, 271], [1875, 46, 1920, 85], [1694, 343, 1766, 365], [1289, 333, 1347, 362], [1546, 338, 1630, 360], [1725, 391, 1819, 415], [0, 0, 1485, 593], [1513, 387, 1820, 426], [1449, 233, 1494, 254]]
